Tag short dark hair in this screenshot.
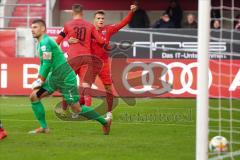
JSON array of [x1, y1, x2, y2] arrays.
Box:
[[72, 4, 84, 13], [94, 10, 105, 17], [32, 19, 46, 28]]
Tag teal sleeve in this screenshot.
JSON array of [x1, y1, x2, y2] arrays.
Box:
[[39, 61, 51, 79], [39, 39, 53, 79]]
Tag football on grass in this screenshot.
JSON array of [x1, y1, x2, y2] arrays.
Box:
[[209, 136, 229, 152]]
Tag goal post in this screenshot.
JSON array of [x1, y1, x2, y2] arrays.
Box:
[[197, 0, 240, 159], [196, 0, 211, 160]]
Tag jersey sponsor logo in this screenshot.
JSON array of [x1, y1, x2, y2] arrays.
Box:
[[42, 52, 52, 60], [102, 30, 106, 36], [41, 45, 47, 52]]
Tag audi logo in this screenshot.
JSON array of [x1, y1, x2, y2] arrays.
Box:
[[122, 62, 213, 95]]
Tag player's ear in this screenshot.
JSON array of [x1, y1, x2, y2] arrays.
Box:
[[41, 25, 46, 32]]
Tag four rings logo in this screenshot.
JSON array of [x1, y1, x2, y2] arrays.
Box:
[[122, 61, 240, 95]]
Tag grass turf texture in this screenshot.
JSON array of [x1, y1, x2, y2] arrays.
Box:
[[0, 96, 238, 160]]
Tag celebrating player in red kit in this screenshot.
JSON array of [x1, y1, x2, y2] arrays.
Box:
[[68, 5, 137, 120], [56, 4, 107, 108]]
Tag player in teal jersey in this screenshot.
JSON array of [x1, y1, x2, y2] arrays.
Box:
[[29, 19, 111, 134]]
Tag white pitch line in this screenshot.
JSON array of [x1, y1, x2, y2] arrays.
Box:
[[3, 118, 240, 129], [0, 103, 194, 108], [208, 150, 240, 160], [1, 118, 195, 127]]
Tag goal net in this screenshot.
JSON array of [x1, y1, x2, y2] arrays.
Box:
[[207, 0, 240, 159]]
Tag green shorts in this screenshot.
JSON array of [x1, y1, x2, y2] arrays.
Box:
[[42, 71, 79, 104]]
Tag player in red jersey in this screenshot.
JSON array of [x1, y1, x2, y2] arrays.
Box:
[[69, 5, 137, 119], [56, 4, 107, 107], [0, 120, 7, 140]]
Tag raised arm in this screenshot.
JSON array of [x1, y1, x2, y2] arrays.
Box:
[[110, 5, 137, 34]]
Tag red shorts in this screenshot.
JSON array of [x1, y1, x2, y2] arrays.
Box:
[[98, 62, 112, 85], [69, 55, 104, 85], [75, 64, 90, 84], [68, 55, 94, 84]]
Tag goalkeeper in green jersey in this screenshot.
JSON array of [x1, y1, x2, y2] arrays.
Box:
[[29, 19, 111, 134]]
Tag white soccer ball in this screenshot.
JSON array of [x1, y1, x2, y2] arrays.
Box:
[[209, 136, 229, 152]]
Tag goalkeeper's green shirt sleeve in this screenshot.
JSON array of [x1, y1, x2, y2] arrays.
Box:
[[39, 61, 51, 79], [38, 38, 53, 79]]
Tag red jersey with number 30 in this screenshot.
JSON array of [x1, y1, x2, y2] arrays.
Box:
[[91, 12, 133, 62], [56, 18, 105, 59]]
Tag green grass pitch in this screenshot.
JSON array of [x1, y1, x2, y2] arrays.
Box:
[[0, 97, 195, 160], [0, 96, 238, 160]]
